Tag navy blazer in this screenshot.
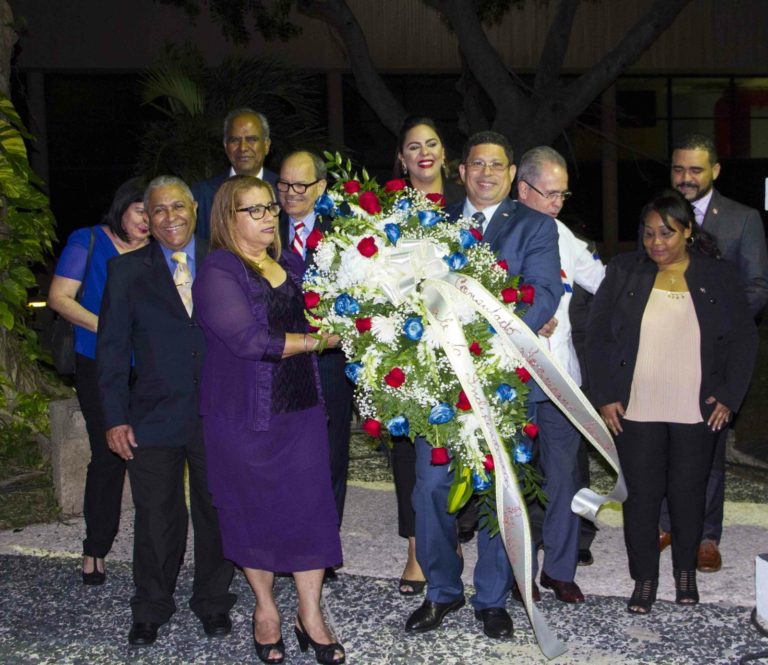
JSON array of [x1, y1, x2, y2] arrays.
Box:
[[192, 168, 279, 241], [585, 250, 758, 416], [192, 249, 323, 432], [97, 240, 208, 446], [445, 197, 561, 333]]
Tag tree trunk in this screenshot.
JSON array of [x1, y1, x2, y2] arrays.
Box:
[[0, 1, 15, 97]]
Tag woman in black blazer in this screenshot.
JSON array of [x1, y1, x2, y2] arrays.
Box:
[[586, 190, 757, 614]]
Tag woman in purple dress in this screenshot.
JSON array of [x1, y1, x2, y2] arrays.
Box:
[[193, 175, 344, 665]]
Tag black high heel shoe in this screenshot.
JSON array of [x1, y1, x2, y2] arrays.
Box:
[[252, 618, 285, 664], [627, 579, 657, 615], [674, 569, 699, 605], [82, 556, 105, 586], [294, 615, 345, 665]]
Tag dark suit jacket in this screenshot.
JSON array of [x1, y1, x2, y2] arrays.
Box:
[[585, 250, 758, 417], [192, 168, 278, 241], [445, 197, 562, 333], [97, 240, 209, 446], [702, 189, 768, 317]]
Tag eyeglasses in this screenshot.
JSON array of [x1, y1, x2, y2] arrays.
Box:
[[522, 180, 572, 201], [236, 202, 281, 220], [275, 179, 321, 194], [465, 160, 509, 173]]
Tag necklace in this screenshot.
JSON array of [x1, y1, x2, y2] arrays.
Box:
[[252, 254, 269, 270]]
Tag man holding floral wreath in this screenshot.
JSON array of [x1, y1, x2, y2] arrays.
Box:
[[405, 131, 562, 640]]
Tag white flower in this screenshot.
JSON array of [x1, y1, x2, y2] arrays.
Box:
[[313, 241, 337, 272], [421, 323, 442, 350], [487, 333, 522, 371], [337, 245, 373, 288], [371, 315, 398, 344]]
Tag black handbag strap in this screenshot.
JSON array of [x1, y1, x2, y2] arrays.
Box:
[[76, 228, 96, 302]]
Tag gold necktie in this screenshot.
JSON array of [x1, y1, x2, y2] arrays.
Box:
[[171, 251, 193, 316]]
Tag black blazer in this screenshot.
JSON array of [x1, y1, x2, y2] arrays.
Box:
[[97, 240, 209, 446], [585, 250, 758, 417]]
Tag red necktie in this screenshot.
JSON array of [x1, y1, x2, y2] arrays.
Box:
[[291, 221, 305, 256]]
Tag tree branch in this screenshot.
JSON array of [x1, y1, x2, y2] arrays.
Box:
[[296, 0, 407, 135], [533, 0, 580, 95], [563, 0, 693, 120], [429, 0, 528, 113]]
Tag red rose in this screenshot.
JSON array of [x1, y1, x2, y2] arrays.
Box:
[[470, 227, 483, 241], [515, 367, 531, 383], [357, 236, 379, 258], [306, 228, 324, 250], [523, 422, 539, 439], [456, 390, 472, 411], [362, 418, 382, 438], [501, 287, 519, 303], [384, 367, 406, 388], [343, 180, 361, 194], [519, 283, 535, 304], [431, 447, 451, 465], [358, 191, 382, 214], [469, 341, 482, 356], [483, 454, 495, 472], [308, 324, 320, 333], [384, 178, 407, 192], [304, 291, 321, 309], [355, 317, 372, 333], [497, 259, 509, 271], [426, 192, 446, 207]]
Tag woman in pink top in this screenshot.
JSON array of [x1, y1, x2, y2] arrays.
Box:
[[585, 190, 757, 614]]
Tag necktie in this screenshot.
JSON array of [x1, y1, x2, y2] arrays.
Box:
[[472, 211, 486, 232], [694, 205, 705, 227], [291, 221, 305, 257], [171, 251, 193, 317]]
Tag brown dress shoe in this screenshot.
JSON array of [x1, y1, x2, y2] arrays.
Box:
[[658, 530, 671, 552], [697, 539, 722, 573], [511, 580, 541, 603], [540, 571, 585, 603]]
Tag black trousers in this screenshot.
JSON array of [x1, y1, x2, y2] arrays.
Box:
[[318, 351, 354, 526], [127, 423, 236, 625], [75, 353, 126, 558], [616, 419, 717, 581]]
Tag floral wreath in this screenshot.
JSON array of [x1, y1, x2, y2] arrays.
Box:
[[304, 153, 543, 519]]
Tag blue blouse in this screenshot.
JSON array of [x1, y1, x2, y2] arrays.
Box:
[[54, 226, 119, 359]]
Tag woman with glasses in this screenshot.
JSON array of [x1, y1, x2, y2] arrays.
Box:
[[193, 175, 345, 664]]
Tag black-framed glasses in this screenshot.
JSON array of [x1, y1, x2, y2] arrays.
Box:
[[276, 179, 321, 194], [522, 180, 572, 201], [236, 202, 281, 220], [465, 159, 508, 173]]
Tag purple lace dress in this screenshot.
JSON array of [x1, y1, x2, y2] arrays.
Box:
[[196, 251, 342, 572]]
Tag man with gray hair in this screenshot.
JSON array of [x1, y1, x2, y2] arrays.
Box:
[[98, 176, 235, 646], [193, 108, 278, 240], [516, 146, 605, 604]]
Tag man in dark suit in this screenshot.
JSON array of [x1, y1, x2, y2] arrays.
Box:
[[660, 133, 768, 573], [406, 132, 561, 640], [276, 150, 355, 534], [192, 108, 278, 241], [98, 176, 236, 647]]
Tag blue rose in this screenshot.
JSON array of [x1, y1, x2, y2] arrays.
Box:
[[487, 324, 496, 335], [402, 316, 424, 341], [314, 193, 336, 217], [344, 362, 363, 384], [443, 252, 468, 271], [334, 293, 361, 316], [384, 223, 401, 246], [459, 228, 478, 249], [417, 210, 440, 227], [395, 198, 412, 212], [495, 383, 517, 403], [387, 415, 410, 437], [513, 442, 533, 464], [428, 402, 455, 425], [472, 471, 491, 491]]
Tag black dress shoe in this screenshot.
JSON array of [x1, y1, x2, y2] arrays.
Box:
[[405, 597, 465, 633], [202, 613, 232, 637], [577, 549, 594, 566], [128, 622, 159, 646], [474, 607, 513, 639], [323, 567, 338, 583]]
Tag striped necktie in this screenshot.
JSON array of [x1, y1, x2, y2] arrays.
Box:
[[291, 221, 305, 257], [472, 211, 486, 232], [171, 251, 193, 317]]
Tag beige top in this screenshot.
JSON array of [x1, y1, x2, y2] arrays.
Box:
[[624, 289, 703, 423]]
